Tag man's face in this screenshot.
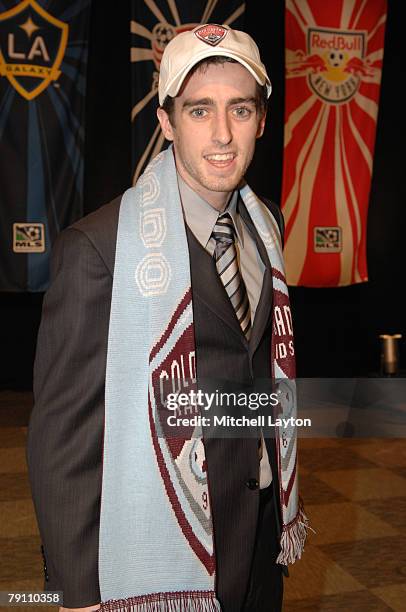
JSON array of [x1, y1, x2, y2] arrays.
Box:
[[157, 62, 266, 207]]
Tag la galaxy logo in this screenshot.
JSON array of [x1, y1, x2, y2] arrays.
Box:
[[0, 0, 68, 100], [306, 27, 366, 103]]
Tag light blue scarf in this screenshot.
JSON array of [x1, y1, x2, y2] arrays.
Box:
[[98, 147, 308, 611]]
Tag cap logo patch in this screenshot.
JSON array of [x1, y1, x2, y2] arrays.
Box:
[[194, 24, 228, 46]]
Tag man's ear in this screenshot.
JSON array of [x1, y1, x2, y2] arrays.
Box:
[[256, 110, 267, 139], [157, 107, 174, 141]]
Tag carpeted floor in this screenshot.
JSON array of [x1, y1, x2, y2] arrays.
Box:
[[0, 391, 405, 611]]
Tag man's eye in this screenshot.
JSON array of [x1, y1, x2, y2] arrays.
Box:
[[190, 108, 207, 118], [233, 107, 252, 118]]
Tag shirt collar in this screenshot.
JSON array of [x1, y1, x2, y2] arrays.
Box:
[[177, 173, 244, 248]]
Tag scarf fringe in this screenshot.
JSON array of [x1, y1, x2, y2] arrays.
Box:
[[99, 591, 222, 612], [276, 497, 312, 565]]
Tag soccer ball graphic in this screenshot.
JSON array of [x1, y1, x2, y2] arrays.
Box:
[[327, 51, 345, 68], [26, 226, 40, 240], [153, 23, 175, 50]]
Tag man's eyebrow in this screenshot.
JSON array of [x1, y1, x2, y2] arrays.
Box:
[[228, 97, 257, 106], [182, 98, 215, 109], [182, 96, 257, 109]]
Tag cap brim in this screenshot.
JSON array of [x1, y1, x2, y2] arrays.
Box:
[[160, 49, 272, 104]]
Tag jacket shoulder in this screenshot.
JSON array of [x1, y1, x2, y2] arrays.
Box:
[[71, 194, 122, 240], [64, 194, 122, 275]]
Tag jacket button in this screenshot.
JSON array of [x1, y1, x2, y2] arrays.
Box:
[[246, 478, 259, 490]]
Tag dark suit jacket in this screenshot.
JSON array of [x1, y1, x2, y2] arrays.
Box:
[[26, 192, 285, 611]]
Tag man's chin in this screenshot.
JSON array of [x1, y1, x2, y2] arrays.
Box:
[[202, 176, 242, 193]]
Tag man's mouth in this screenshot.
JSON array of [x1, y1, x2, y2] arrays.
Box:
[[203, 153, 237, 169], [204, 153, 236, 162]]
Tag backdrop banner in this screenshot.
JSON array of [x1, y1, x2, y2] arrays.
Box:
[[130, 0, 245, 185], [0, 0, 90, 292], [281, 0, 387, 287]]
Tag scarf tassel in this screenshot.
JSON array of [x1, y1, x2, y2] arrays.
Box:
[[276, 497, 312, 566], [99, 591, 222, 612]]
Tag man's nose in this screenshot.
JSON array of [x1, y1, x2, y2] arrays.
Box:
[[211, 111, 232, 146]]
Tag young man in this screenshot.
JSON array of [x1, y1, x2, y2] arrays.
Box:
[[27, 24, 307, 612]]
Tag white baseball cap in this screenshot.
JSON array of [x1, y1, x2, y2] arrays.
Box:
[[158, 23, 272, 105]]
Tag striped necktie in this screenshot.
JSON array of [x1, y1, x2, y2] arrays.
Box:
[[210, 212, 252, 340]]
